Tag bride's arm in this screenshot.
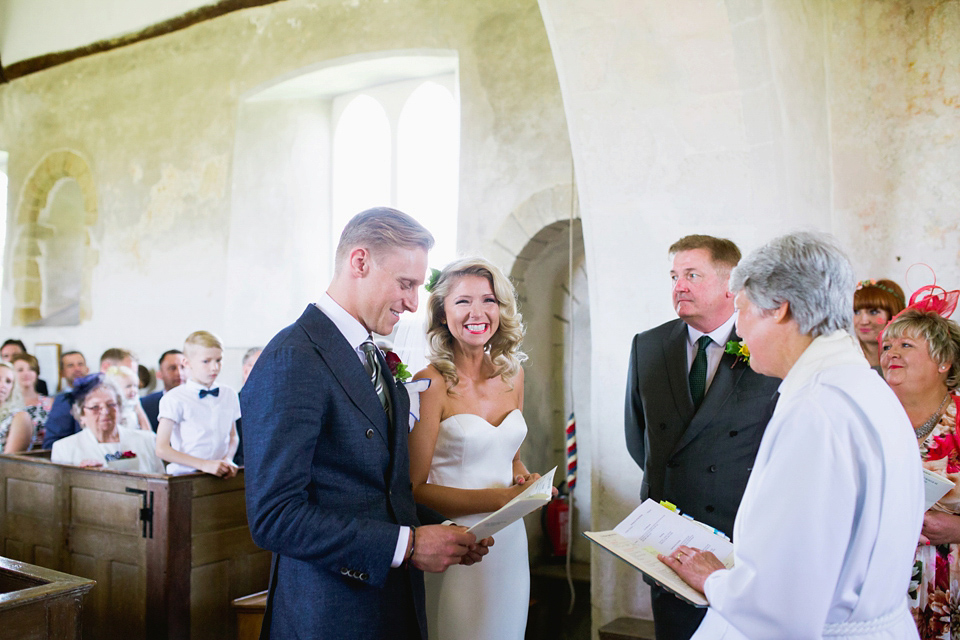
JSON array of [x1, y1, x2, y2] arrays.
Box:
[[409, 367, 526, 519]]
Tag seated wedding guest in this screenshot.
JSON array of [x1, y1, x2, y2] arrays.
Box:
[[0, 339, 25, 362], [60, 351, 89, 391], [411, 257, 547, 640], [50, 373, 163, 473], [232, 346, 262, 466], [156, 331, 240, 477], [854, 278, 906, 372], [1, 339, 48, 394], [879, 293, 960, 637], [141, 350, 187, 431], [241, 347, 262, 386], [10, 353, 53, 450], [0, 361, 34, 454], [105, 365, 151, 431], [44, 348, 136, 448], [660, 231, 924, 639]]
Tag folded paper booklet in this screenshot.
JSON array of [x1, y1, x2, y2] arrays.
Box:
[[467, 466, 556, 540], [924, 468, 954, 511], [584, 499, 735, 607]]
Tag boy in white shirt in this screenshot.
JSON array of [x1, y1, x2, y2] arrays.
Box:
[[156, 331, 240, 476]]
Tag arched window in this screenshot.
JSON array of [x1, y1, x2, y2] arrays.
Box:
[[398, 81, 459, 268], [331, 95, 392, 240]]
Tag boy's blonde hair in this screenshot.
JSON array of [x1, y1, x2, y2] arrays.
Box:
[[184, 331, 223, 353]]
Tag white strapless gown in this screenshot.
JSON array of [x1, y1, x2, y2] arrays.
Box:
[[424, 409, 530, 640]]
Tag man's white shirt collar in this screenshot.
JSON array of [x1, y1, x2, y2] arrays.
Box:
[[317, 293, 371, 352], [687, 312, 738, 347]]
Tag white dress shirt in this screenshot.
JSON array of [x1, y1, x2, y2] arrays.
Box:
[[686, 313, 737, 396], [158, 379, 240, 475], [692, 331, 924, 639], [317, 293, 411, 569]]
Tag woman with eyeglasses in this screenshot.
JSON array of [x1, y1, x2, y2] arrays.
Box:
[[51, 373, 164, 473]]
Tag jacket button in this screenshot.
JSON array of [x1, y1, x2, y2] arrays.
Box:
[[708, 465, 717, 473], [705, 505, 715, 513], [365, 429, 374, 439], [659, 423, 667, 431], [729, 430, 738, 437]]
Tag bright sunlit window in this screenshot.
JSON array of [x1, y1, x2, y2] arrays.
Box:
[[331, 74, 459, 270]]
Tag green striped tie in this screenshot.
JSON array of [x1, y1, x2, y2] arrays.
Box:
[[689, 335, 711, 409], [361, 339, 391, 418]]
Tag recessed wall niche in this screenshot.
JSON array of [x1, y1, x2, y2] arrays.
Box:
[[11, 150, 98, 326]]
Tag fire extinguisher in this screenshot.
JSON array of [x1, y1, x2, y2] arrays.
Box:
[[544, 482, 569, 557]]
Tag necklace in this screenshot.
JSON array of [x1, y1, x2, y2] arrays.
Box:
[[915, 393, 952, 441]]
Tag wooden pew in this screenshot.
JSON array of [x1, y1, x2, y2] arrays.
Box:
[[0, 451, 270, 640], [0, 556, 95, 640]]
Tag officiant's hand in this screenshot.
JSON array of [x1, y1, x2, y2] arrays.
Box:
[[658, 545, 725, 594], [412, 525, 476, 573], [460, 535, 495, 566], [920, 510, 960, 546]]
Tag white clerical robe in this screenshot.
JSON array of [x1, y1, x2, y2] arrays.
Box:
[[693, 331, 924, 640]]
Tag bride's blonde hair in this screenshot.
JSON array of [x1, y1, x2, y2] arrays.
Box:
[[426, 257, 526, 391]]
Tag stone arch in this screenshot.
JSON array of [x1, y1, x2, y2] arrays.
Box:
[[480, 183, 577, 276], [11, 149, 98, 326]]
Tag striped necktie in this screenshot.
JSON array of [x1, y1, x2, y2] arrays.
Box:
[[361, 339, 391, 418], [689, 335, 712, 409]]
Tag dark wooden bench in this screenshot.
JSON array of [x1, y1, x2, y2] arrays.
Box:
[[0, 556, 95, 640], [0, 450, 269, 640]]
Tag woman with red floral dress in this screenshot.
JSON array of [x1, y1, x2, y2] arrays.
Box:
[[882, 299, 960, 639]]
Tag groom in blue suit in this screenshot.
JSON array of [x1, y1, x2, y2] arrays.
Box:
[[243, 208, 487, 639]]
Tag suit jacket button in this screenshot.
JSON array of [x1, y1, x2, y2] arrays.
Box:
[[659, 423, 667, 431], [729, 430, 738, 437], [708, 465, 717, 473], [705, 505, 715, 513], [365, 429, 374, 439]]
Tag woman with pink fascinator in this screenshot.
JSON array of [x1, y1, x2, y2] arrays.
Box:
[[880, 283, 960, 637]]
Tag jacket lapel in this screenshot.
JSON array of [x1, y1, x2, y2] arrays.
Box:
[[665, 320, 695, 422], [297, 305, 390, 444], [674, 327, 746, 453]]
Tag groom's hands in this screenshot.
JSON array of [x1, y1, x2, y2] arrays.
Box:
[[460, 535, 494, 566], [410, 525, 483, 573]]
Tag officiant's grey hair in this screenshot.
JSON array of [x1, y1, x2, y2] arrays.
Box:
[[729, 231, 855, 338]]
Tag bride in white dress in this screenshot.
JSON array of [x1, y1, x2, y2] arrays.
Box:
[[410, 257, 547, 640]]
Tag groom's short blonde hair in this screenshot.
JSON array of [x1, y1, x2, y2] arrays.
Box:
[[334, 208, 434, 274]]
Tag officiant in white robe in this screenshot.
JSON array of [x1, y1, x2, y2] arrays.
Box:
[[661, 231, 924, 640]]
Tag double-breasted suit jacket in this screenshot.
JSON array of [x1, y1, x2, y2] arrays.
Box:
[[243, 304, 427, 639], [625, 318, 780, 539]]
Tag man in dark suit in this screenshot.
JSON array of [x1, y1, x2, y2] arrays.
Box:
[[140, 349, 187, 431], [625, 235, 780, 639], [243, 208, 487, 639]]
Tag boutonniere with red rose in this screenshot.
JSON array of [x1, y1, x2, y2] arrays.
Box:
[[384, 350, 411, 383]]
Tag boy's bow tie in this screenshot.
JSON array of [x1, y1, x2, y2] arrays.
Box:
[[199, 388, 220, 398]]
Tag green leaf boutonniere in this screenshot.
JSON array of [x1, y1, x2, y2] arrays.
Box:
[[424, 268, 441, 294], [724, 340, 750, 366]]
